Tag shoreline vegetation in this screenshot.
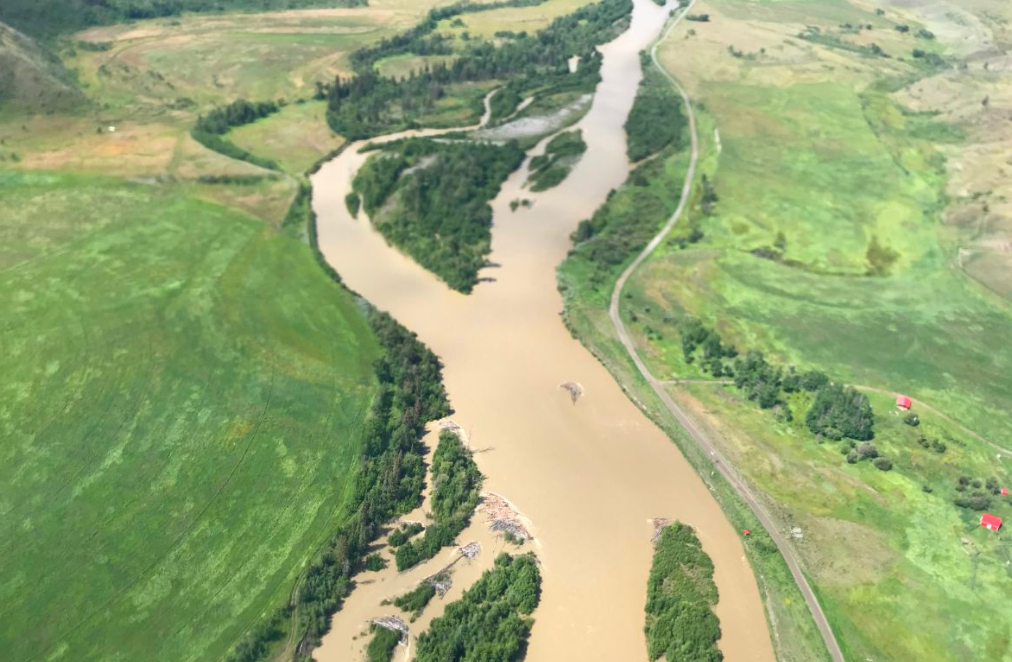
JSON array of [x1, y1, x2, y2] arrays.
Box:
[[394, 429, 483, 570]]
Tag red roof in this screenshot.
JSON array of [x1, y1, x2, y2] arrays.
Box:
[[896, 395, 912, 410], [980, 513, 1003, 531], [1002, 487, 1010, 496]]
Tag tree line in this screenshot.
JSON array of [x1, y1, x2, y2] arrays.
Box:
[[191, 98, 282, 170], [679, 318, 877, 442], [349, 0, 549, 73], [353, 138, 525, 293]]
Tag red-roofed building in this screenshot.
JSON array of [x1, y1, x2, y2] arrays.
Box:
[[896, 395, 912, 410], [1002, 487, 1010, 496], [980, 513, 1003, 531]]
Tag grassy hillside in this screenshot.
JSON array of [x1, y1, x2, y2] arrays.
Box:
[[0, 21, 83, 113], [0, 170, 380, 662], [561, 0, 1012, 660], [0, 0, 365, 38]]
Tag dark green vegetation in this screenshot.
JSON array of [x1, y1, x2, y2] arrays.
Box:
[[625, 54, 686, 162], [0, 170, 382, 662], [323, 0, 632, 138], [196, 99, 280, 135], [645, 524, 722, 662], [415, 553, 541, 662], [393, 581, 437, 620], [395, 429, 482, 571], [527, 129, 586, 191], [0, 20, 83, 112], [353, 138, 524, 292], [0, 0, 365, 38], [366, 625, 401, 662], [387, 521, 424, 547]]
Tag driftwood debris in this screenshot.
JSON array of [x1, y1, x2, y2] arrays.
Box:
[[651, 518, 673, 541], [427, 570, 453, 597], [371, 615, 409, 639], [421, 542, 482, 596], [481, 493, 533, 541], [559, 381, 584, 404]]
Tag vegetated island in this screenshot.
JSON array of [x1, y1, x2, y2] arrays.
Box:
[[353, 138, 524, 293], [526, 129, 587, 191], [415, 553, 542, 662], [646, 523, 723, 662]]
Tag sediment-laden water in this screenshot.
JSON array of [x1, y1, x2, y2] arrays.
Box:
[[311, 1, 776, 659]]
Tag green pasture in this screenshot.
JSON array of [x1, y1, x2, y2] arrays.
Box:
[[636, 76, 1012, 443], [229, 101, 344, 174], [0, 170, 379, 662]]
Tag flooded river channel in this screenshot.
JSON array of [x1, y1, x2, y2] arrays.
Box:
[[311, 0, 776, 659]]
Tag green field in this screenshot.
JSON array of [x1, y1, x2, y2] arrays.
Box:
[[229, 101, 344, 174], [0, 170, 379, 662], [561, 0, 1012, 660]]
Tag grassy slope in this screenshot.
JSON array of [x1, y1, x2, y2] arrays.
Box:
[[0, 21, 83, 112], [563, 0, 1012, 661], [0, 170, 379, 662]]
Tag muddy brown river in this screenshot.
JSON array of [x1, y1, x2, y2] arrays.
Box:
[[310, 0, 777, 659]]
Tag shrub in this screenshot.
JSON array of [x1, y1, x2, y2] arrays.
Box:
[[393, 581, 437, 620], [364, 553, 387, 571], [805, 383, 874, 441], [873, 457, 893, 471]]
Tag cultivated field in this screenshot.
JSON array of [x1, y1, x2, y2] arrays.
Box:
[[562, 0, 1012, 660], [0, 2, 479, 660], [0, 171, 380, 662]]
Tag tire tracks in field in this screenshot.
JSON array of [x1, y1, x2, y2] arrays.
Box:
[[606, 3, 846, 661]]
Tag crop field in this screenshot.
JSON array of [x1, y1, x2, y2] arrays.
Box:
[[0, 170, 380, 662], [561, 0, 1012, 661]]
